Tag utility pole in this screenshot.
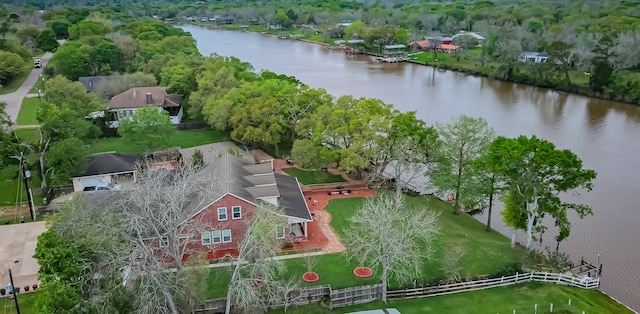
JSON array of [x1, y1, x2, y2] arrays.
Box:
[[8, 268, 21, 314], [19, 153, 36, 221]]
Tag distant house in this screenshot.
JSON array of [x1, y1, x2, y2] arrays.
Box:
[[72, 152, 139, 192], [78, 76, 116, 93], [409, 40, 460, 53], [383, 44, 407, 55], [521, 51, 548, 63], [106, 86, 183, 127]]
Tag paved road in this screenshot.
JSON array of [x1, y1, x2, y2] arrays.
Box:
[[0, 52, 52, 125]]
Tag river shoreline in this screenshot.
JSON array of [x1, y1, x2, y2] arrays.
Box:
[[190, 23, 638, 107]]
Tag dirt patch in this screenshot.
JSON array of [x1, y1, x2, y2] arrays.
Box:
[[0, 205, 31, 222]]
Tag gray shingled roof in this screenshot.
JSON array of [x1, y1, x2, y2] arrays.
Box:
[[274, 174, 312, 221], [76, 153, 139, 177]]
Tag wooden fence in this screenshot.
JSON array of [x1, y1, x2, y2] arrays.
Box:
[[194, 272, 597, 312], [386, 272, 600, 301]]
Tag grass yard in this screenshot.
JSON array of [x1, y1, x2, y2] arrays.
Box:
[[86, 129, 231, 154], [325, 196, 519, 285], [0, 61, 33, 95], [0, 164, 44, 206], [282, 168, 346, 185], [2, 291, 40, 314], [16, 97, 40, 126], [204, 195, 518, 298], [269, 282, 633, 313], [14, 127, 41, 144]]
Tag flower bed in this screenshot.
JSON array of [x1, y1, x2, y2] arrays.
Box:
[[354, 267, 373, 278], [302, 271, 320, 283]]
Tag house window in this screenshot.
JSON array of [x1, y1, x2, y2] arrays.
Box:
[[160, 236, 169, 246], [217, 207, 227, 221], [232, 206, 242, 219], [211, 230, 221, 244], [277, 227, 285, 239], [201, 231, 211, 245], [222, 230, 232, 243], [119, 111, 125, 118]]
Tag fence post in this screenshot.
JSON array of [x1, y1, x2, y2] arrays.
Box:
[[544, 272, 548, 281], [550, 303, 554, 313], [570, 276, 575, 286], [557, 274, 562, 283], [515, 272, 519, 283], [530, 272, 533, 281], [501, 276, 504, 284]]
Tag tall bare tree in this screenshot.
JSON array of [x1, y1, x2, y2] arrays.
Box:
[[345, 192, 439, 302], [225, 204, 288, 314], [19, 128, 50, 190]]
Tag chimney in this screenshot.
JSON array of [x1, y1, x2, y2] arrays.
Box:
[[146, 92, 153, 105]]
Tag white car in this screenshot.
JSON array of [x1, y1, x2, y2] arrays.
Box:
[[34, 58, 42, 68], [83, 182, 121, 192]]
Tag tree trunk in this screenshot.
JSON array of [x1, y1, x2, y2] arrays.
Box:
[[486, 192, 493, 232], [486, 175, 495, 232], [38, 153, 47, 190], [433, 50, 438, 61], [511, 232, 517, 248], [381, 266, 388, 303], [274, 142, 280, 158], [564, 69, 571, 86], [161, 287, 179, 314], [225, 258, 243, 314]]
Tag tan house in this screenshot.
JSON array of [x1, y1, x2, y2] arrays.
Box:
[[106, 87, 183, 127]]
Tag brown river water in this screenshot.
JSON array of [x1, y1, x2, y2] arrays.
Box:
[[182, 26, 640, 310]]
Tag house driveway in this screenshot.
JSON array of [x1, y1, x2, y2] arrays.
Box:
[[0, 222, 46, 289], [0, 52, 52, 125]]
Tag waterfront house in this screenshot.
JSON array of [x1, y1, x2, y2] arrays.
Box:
[[521, 51, 548, 63], [106, 86, 183, 127]]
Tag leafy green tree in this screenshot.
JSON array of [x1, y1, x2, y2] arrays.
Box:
[[159, 53, 202, 96], [48, 20, 70, 39], [43, 75, 103, 117], [589, 35, 615, 92], [36, 29, 59, 52], [87, 39, 124, 75], [190, 148, 204, 170], [68, 20, 106, 39], [0, 50, 23, 85], [487, 135, 597, 248], [343, 21, 368, 39], [274, 11, 293, 29], [50, 42, 90, 80], [431, 115, 495, 215], [47, 137, 87, 185], [546, 41, 574, 86], [118, 106, 175, 150], [0, 102, 18, 167], [286, 9, 298, 24], [37, 103, 96, 142]]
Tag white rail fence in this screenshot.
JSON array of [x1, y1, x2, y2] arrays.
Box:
[[387, 271, 599, 300], [194, 272, 599, 313]]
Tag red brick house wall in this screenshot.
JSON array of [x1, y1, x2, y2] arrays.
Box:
[[184, 193, 256, 258]]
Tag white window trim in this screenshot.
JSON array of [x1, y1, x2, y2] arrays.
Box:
[[222, 230, 232, 243], [232, 206, 242, 220], [217, 207, 228, 221], [160, 236, 169, 246], [211, 230, 222, 244], [201, 231, 211, 245]]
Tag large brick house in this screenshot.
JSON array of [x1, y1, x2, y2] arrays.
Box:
[[178, 145, 312, 258]]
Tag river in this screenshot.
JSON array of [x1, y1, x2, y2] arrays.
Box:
[[183, 26, 640, 310]]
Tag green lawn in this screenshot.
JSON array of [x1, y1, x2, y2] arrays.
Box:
[[14, 127, 42, 144], [3, 291, 40, 314], [270, 282, 633, 313], [16, 97, 40, 126], [282, 168, 346, 185], [0, 61, 33, 95], [86, 129, 231, 154], [205, 195, 518, 298], [0, 164, 44, 207]]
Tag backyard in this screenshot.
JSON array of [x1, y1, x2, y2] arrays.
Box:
[[86, 129, 231, 154], [268, 282, 633, 313], [0, 164, 44, 207], [204, 195, 519, 298], [282, 168, 346, 185]]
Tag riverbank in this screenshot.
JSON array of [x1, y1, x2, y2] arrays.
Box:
[[184, 22, 640, 106]]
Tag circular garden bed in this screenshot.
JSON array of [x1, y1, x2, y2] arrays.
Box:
[[353, 267, 373, 278], [302, 271, 320, 283]]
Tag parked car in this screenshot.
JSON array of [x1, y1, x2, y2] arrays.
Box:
[[83, 183, 121, 192]]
